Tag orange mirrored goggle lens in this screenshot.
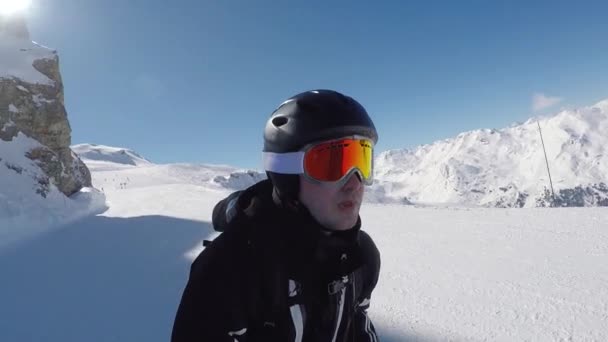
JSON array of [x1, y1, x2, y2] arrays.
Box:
[[303, 138, 373, 183]]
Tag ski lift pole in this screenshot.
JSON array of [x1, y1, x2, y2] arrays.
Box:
[[537, 121, 556, 205]]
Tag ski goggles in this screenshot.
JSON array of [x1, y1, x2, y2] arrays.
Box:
[[263, 136, 374, 185]]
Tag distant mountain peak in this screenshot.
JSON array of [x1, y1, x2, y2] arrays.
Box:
[[374, 97, 608, 207], [71, 144, 152, 166]]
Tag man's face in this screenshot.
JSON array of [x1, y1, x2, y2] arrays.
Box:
[[298, 172, 364, 231]]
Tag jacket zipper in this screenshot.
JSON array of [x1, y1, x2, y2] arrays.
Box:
[[330, 275, 348, 342], [289, 304, 304, 342], [352, 272, 356, 342], [288, 279, 304, 342]]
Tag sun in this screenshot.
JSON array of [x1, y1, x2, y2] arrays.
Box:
[[0, 0, 31, 15]]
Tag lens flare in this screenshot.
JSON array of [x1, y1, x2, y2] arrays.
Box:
[[0, 0, 31, 16]]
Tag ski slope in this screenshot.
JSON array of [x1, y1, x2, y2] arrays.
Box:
[[0, 152, 606, 342]]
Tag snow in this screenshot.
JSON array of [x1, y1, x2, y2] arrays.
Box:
[[0, 33, 56, 85], [72, 96, 608, 209], [73, 143, 265, 193], [212, 169, 267, 190], [68, 97, 608, 210], [0, 133, 107, 249], [72, 143, 153, 166], [8, 104, 18, 113], [1, 119, 15, 132], [367, 204, 608, 341], [31, 93, 55, 107], [1, 151, 607, 342], [2, 94, 608, 340], [375, 99, 608, 207]]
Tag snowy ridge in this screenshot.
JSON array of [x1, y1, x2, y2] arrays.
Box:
[[0, 32, 56, 85], [375, 98, 608, 207], [212, 170, 267, 190], [72, 143, 152, 166], [73, 145, 264, 194]]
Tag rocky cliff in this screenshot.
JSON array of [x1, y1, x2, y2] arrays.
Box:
[[1, 14, 91, 197]]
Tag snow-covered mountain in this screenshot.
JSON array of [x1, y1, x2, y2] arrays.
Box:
[[375, 99, 608, 207], [72, 97, 608, 208], [73, 144, 266, 193], [72, 143, 152, 166]]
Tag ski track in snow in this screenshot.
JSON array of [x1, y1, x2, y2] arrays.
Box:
[[1, 157, 607, 342]]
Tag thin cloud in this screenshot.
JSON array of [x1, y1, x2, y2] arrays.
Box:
[[532, 93, 562, 112]]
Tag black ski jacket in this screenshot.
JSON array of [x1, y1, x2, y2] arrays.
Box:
[[171, 180, 381, 342]]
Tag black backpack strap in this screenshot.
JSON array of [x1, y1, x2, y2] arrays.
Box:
[[212, 190, 243, 232], [206, 180, 290, 337], [245, 220, 288, 338]]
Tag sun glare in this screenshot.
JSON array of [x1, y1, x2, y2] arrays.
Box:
[[0, 0, 31, 15]]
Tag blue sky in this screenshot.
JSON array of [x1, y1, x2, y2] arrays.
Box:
[[25, 0, 608, 169]]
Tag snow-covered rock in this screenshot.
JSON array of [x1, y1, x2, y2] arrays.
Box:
[[1, 16, 91, 197], [0, 133, 106, 249], [0, 17, 101, 248]]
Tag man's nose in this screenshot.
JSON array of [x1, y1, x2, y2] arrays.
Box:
[[341, 171, 363, 193]]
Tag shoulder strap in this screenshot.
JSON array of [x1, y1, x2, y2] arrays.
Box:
[[212, 190, 244, 232], [245, 218, 288, 334], [207, 180, 289, 333], [354, 230, 381, 302]]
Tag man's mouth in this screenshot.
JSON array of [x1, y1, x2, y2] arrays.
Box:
[[338, 200, 355, 209]]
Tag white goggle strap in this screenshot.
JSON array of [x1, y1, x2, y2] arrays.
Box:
[[262, 151, 305, 174]]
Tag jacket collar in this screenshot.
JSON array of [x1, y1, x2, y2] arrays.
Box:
[[239, 180, 365, 276]]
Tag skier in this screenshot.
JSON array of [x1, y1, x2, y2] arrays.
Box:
[[172, 89, 381, 341]]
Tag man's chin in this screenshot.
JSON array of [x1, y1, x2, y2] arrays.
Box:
[[333, 215, 359, 231]]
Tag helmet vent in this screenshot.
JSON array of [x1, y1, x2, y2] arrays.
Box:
[[272, 116, 288, 127]]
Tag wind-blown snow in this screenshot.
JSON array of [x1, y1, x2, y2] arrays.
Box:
[[375, 99, 608, 207], [0, 33, 56, 85], [1, 151, 606, 342]]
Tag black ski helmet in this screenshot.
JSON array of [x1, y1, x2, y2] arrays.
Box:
[[263, 89, 378, 202]]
